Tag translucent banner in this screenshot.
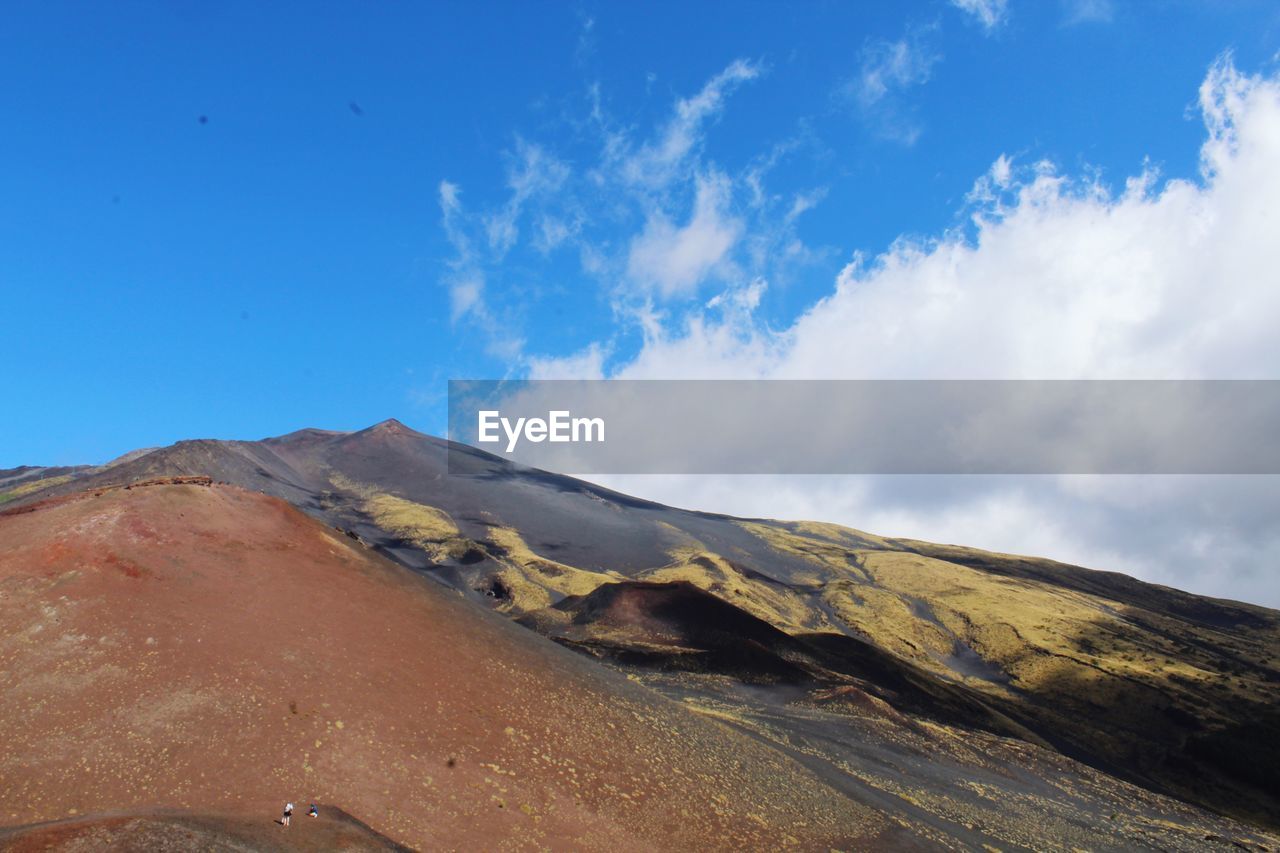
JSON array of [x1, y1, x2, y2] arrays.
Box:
[[447, 380, 1280, 474]]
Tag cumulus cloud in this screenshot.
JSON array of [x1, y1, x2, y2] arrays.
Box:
[[553, 56, 1280, 606], [624, 57, 1280, 381], [950, 0, 1009, 32]]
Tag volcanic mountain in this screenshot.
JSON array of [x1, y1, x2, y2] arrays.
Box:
[[4, 419, 1279, 850]]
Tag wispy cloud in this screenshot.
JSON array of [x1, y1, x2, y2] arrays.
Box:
[[437, 179, 524, 360], [616, 59, 762, 190], [949, 0, 1009, 32], [438, 180, 477, 323], [483, 139, 570, 258], [575, 12, 596, 65], [1062, 0, 1113, 26], [845, 27, 941, 144], [440, 56, 823, 374], [627, 171, 742, 297], [855, 36, 938, 108]]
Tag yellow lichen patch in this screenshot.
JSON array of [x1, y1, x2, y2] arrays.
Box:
[[0, 474, 75, 504], [784, 519, 898, 550], [679, 697, 753, 725], [328, 473, 470, 562], [736, 519, 1247, 701], [736, 521, 872, 585], [481, 525, 619, 612], [734, 521, 962, 652], [821, 580, 957, 664], [851, 550, 1267, 710], [855, 550, 1124, 686], [679, 519, 1278, 719], [364, 494, 458, 542], [488, 566, 556, 612], [640, 547, 830, 633]]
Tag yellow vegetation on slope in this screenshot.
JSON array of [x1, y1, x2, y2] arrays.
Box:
[[328, 473, 470, 562], [640, 545, 833, 633], [856, 549, 1272, 707], [323, 471, 1278, 749], [482, 525, 622, 613], [734, 519, 1279, 727], [0, 474, 74, 504]]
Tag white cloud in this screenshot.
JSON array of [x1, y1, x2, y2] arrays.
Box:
[[440, 58, 785, 344], [856, 37, 938, 108], [619, 59, 762, 189], [438, 180, 482, 323], [485, 140, 571, 258], [950, 0, 1009, 32], [552, 56, 1280, 606], [627, 172, 743, 297], [575, 13, 596, 65], [437, 56, 821, 382], [990, 152, 1013, 188], [534, 214, 579, 254], [848, 30, 941, 144], [437, 180, 525, 359], [438, 179, 461, 213], [1062, 0, 1113, 26], [449, 276, 483, 322], [706, 277, 766, 315], [441, 40, 1280, 605], [625, 57, 1280, 382], [528, 342, 608, 380]]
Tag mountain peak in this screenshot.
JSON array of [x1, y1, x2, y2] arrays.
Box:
[[352, 418, 426, 441]]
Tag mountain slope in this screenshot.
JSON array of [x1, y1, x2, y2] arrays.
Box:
[[0, 479, 903, 850], [8, 419, 1280, 834]]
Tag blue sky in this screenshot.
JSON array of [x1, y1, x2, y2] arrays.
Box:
[[4, 0, 1277, 467], [10, 2, 1280, 604]]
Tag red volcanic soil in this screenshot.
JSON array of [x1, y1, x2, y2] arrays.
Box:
[[0, 804, 411, 851], [0, 482, 895, 850]]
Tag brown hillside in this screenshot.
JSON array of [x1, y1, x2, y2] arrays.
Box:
[[0, 481, 899, 851]]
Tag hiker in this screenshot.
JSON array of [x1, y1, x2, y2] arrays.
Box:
[[283, 802, 294, 827], [308, 803, 318, 818]]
